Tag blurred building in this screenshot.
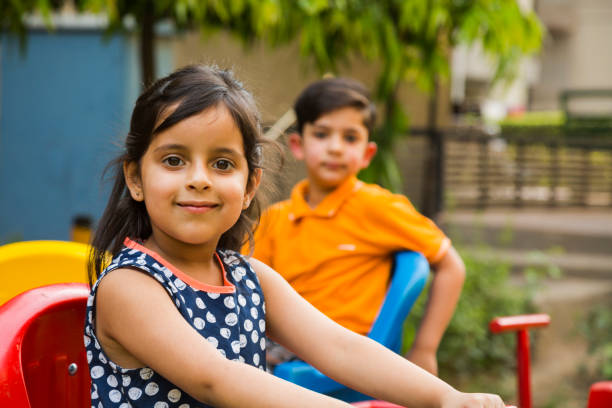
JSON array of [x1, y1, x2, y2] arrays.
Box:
[[451, 0, 612, 118], [531, 0, 612, 111]]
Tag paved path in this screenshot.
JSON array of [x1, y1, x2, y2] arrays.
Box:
[[440, 208, 612, 237], [439, 207, 612, 279]]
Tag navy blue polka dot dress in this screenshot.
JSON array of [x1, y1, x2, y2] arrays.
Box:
[[84, 238, 267, 407]]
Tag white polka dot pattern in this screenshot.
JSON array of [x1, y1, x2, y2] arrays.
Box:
[[85, 245, 266, 407]]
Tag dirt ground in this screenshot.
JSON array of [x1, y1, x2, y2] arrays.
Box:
[[530, 278, 612, 408]]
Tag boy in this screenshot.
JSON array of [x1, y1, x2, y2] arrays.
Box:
[[251, 78, 465, 375]]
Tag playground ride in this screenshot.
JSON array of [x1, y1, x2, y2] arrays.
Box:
[[0, 240, 610, 407], [0, 240, 89, 305]]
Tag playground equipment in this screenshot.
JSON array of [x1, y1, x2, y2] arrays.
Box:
[[1, 269, 610, 407], [490, 314, 551, 408], [0, 240, 89, 305], [274, 251, 430, 401], [490, 314, 612, 408], [0, 283, 90, 407]]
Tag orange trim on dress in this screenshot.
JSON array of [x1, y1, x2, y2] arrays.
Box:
[[123, 238, 236, 293]]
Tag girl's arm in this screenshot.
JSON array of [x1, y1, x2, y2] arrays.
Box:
[[252, 258, 504, 408], [96, 267, 352, 408], [406, 246, 466, 375]]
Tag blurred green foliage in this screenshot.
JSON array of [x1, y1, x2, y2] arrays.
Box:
[[403, 248, 533, 382], [579, 303, 612, 380], [403, 243, 562, 391], [3, 0, 544, 191], [500, 111, 565, 127]]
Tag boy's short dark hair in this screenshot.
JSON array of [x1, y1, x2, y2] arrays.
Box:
[[293, 77, 376, 136]]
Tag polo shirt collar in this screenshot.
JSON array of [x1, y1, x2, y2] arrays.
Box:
[[288, 176, 363, 221]]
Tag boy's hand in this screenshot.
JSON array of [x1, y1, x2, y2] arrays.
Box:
[[406, 346, 438, 376], [441, 391, 506, 408]]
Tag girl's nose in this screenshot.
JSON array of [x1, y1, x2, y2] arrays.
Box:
[[187, 164, 211, 191]]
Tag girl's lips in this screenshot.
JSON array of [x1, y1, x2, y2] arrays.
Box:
[[177, 202, 218, 214]]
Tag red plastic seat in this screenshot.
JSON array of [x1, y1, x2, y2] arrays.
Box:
[[587, 381, 612, 408], [0, 283, 91, 408]]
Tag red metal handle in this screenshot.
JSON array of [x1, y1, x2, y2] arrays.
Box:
[[489, 314, 551, 408], [489, 314, 550, 333]]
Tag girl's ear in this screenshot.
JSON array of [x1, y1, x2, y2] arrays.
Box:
[[243, 168, 262, 209], [123, 161, 144, 202], [287, 132, 305, 160]]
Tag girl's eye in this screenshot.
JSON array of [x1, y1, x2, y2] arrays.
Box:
[[212, 159, 234, 171], [163, 156, 184, 167]]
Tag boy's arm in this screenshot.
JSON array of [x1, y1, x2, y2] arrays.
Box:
[[405, 245, 465, 375]]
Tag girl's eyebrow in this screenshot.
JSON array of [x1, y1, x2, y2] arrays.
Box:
[[153, 144, 242, 157], [212, 147, 243, 157], [152, 143, 187, 153]]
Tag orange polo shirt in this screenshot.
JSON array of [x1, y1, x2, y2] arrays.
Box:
[[250, 176, 451, 335]]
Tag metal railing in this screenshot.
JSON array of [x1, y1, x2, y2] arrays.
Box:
[[441, 129, 612, 209]]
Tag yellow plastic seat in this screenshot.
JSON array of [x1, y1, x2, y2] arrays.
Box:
[[0, 241, 90, 305]]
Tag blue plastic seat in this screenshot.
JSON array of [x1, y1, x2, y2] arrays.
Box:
[[274, 250, 429, 402]]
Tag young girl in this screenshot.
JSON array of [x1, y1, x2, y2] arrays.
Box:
[[85, 65, 505, 408]]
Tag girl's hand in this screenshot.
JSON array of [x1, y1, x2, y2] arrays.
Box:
[[441, 390, 506, 408]]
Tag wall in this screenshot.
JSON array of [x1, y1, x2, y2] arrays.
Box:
[[531, 0, 612, 110], [0, 31, 130, 242]]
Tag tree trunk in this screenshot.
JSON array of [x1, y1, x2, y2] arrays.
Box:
[[140, 7, 155, 88]]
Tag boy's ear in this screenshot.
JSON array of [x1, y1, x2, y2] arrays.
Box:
[[287, 132, 305, 160], [360, 141, 378, 168], [123, 161, 144, 202], [244, 168, 262, 209]]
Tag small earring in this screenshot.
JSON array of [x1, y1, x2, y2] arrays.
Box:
[[243, 200, 250, 209]]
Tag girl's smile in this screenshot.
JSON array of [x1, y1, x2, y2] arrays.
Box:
[[124, 104, 258, 256], [176, 200, 219, 214]]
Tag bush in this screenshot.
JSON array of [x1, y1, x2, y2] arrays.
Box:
[[580, 303, 612, 380], [402, 247, 537, 386]]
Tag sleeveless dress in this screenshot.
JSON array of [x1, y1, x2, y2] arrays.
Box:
[[84, 238, 267, 408]]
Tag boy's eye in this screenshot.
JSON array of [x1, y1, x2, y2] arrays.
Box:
[[212, 159, 234, 171], [313, 131, 328, 139], [344, 134, 358, 143], [163, 156, 184, 167]]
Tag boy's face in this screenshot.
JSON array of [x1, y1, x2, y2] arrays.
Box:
[[289, 107, 377, 191]]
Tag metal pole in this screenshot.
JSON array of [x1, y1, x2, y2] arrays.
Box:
[[517, 329, 532, 408]]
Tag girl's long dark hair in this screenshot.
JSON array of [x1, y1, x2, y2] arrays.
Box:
[[88, 65, 267, 285]]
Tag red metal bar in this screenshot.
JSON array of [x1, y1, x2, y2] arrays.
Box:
[[489, 314, 550, 333], [489, 314, 550, 408], [517, 330, 531, 408]]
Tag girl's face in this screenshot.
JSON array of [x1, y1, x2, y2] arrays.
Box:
[[125, 104, 260, 248]]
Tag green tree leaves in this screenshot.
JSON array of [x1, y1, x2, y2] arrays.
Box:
[[3, 0, 543, 194]]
